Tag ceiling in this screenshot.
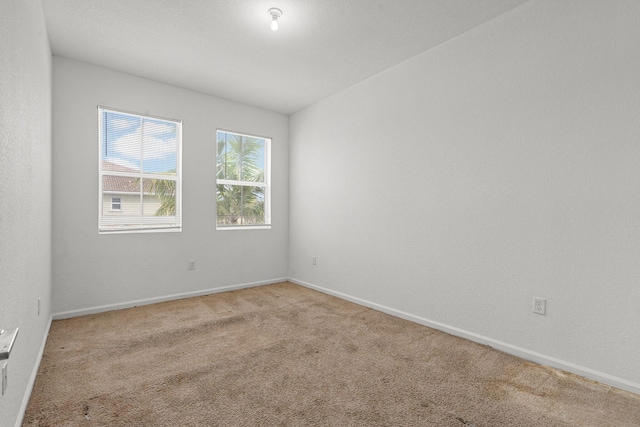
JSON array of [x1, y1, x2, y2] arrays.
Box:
[[42, 0, 529, 115]]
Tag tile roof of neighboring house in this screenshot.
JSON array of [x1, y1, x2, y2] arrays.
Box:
[[103, 175, 139, 193], [102, 161, 141, 193], [103, 161, 139, 173], [102, 161, 172, 194]]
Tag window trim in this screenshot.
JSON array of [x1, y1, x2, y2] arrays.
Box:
[[216, 129, 271, 230], [98, 106, 182, 234]]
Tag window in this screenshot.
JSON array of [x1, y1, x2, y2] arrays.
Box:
[[216, 130, 271, 228], [111, 197, 122, 211], [99, 107, 181, 233]]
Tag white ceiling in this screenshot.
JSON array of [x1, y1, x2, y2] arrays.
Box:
[[42, 0, 529, 115]]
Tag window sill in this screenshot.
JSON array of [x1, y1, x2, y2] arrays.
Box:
[[216, 225, 271, 231], [99, 227, 182, 235]]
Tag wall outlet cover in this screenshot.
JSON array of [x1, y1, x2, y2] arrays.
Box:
[[533, 297, 546, 315]]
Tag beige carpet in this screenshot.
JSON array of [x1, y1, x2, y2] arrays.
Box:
[[24, 282, 640, 426]]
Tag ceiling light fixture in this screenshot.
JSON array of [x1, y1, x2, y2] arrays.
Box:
[[268, 8, 282, 31]]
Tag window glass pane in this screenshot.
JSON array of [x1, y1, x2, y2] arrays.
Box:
[[102, 111, 142, 172], [217, 132, 242, 181], [217, 184, 265, 226], [102, 175, 140, 219], [216, 135, 226, 180], [103, 174, 140, 195], [142, 118, 177, 175], [142, 178, 177, 217], [241, 136, 265, 183]]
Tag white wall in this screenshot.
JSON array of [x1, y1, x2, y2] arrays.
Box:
[[52, 57, 288, 315], [289, 0, 640, 392], [0, 0, 53, 425]]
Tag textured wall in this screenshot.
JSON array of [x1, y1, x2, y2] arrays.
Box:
[[52, 57, 289, 315], [289, 0, 640, 391], [0, 0, 53, 425]]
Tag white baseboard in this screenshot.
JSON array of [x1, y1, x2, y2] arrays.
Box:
[[15, 315, 53, 427], [52, 278, 288, 320], [289, 277, 640, 396]]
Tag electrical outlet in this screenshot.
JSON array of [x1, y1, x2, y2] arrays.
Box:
[[188, 260, 196, 270], [312, 255, 316, 265], [533, 297, 546, 315], [2, 361, 7, 395]]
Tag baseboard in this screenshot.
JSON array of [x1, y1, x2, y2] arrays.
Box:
[[289, 277, 640, 396], [15, 315, 53, 427], [52, 278, 288, 320]]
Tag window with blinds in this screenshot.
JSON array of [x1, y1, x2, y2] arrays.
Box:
[[98, 107, 182, 233]]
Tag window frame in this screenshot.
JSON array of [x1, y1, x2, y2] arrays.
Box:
[[216, 129, 271, 230], [98, 106, 182, 234]]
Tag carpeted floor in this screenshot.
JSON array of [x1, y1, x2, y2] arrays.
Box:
[[24, 282, 640, 426]]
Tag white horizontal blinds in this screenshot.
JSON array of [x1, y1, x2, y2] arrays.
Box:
[[99, 107, 181, 233], [216, 130, 270, 226]]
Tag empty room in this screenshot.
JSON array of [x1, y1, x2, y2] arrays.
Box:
[[2, 0, 640, 425]]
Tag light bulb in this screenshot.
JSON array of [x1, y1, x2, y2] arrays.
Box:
[[268, 8, 282, 32]]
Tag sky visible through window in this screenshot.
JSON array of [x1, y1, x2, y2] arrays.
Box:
[[102, 111, 177, 174]]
